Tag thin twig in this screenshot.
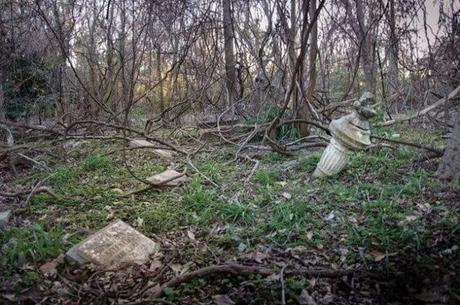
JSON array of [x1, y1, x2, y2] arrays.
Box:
[[186, 157, 219, 187], [280, 264, 287, 305]]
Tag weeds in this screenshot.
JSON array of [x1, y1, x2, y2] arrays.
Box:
[[0, 224, 64, 275], [1, 135, 451, 285]]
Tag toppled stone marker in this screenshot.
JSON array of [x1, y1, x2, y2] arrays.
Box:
[[66, 220, 159, 267], [313, 92, 376, 178], [129, 139, 174, 159], [0, 210, 12, 228], [147, 169, 187, 187]]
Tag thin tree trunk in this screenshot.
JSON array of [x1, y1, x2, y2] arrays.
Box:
[[355, 0, 375, 94], [300, 0, 318, 137], [222, 0, 237, 110], [119, 0, 128, 118], [156, 47, 164, 115], [289, 0, 298, 113], [387, 0, 398, 110]]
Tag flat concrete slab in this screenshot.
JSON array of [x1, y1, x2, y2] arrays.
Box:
[[129, 139, 175, 159], [66, 220, 159, 267], [146, 169, 187, 187]]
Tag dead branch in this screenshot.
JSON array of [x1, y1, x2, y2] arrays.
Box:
[[371, 135, 443, 154], [379, 85, 460, 127], [280, 264, 287, 305], [151, 263, 351, 299], [17, 153, 51, 171], [0, 186, 60, 203], [243, 154, 260, 183], [186, 157, 219, 187]]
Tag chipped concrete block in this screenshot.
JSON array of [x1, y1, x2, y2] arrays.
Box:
[[0, 210, 12, 228], [66, 220, 159, 267], [146, 169, 187, 187]]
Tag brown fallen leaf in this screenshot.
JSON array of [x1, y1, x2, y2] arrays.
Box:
[[39, 255, 63, 277], [370, 250, 386, 262], [370, 250, 398, 262], [187, 230, 196, 241], [306, 231, 313, 240]]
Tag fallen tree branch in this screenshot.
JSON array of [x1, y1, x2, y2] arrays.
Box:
[[371, 135, 443, 155], [378, 85, 460, 127], [243, 154, 260, 183], [151, 263, 351, 299], [0, 186, 61, 204]]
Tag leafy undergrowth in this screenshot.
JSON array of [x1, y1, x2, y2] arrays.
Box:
[[0, 128, 459, 304]]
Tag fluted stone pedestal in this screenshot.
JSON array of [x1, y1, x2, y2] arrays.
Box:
[[313, 92, 376, 178]]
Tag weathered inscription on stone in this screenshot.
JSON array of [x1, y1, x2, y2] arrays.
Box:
[[66, 220, 158, 267]]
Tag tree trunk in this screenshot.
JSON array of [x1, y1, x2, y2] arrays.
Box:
[[156, 47, 164, 115], [222, 0, 237, 109], [355, 0, 375, 94], [299, 0, 318, 137], [437, 111, 460, 182], [387, 0, 398, 108], [119, 0, 128, 118], [289, 0, 299, 114]]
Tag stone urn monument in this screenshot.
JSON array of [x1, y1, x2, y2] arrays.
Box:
[[313, 92, 377, 178]]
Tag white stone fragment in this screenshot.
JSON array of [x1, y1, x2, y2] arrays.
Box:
[[129, 139, 175, 159], [130, 139, 156, 148], [66, 220, 159, 267], [146, 169, 187, 187], [0, 210, 12, 228]]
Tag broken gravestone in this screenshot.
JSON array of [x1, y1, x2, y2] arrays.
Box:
[[129, 139, 175, 160], [146, 169, 187, 187], [0, 210, 12, 228], [66, 220, 159, 267]]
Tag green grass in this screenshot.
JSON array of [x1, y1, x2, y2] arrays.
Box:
[[298, 153, 321, 172], [0, 224, 64, 275], [251, 169, 280, 186], [82, 153, 112, 172], [1, 131, 453, 287]]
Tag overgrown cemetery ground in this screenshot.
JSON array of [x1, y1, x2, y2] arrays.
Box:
[[0, 125, 459, 304]]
